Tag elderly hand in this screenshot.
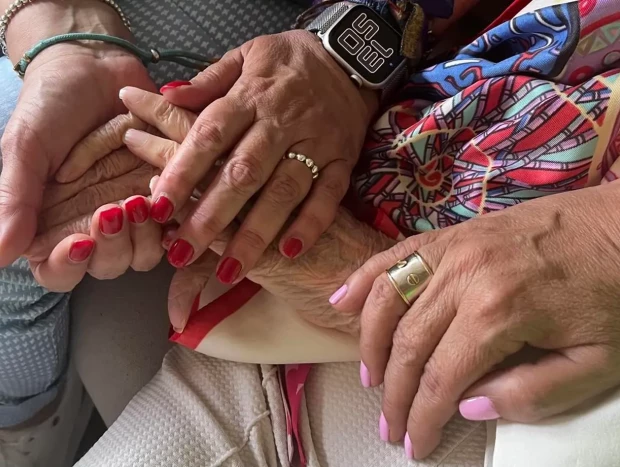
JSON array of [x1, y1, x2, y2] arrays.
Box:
[[169, 207, 394, 335], [0, 37, 155, 267], [120, 30, 379, 284], [331, 184, 620, 459], [27, 113, 162, 292], [58, 88, 393, 332]]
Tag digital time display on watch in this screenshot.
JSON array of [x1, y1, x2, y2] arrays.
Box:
[[327, 6, 404, 86]]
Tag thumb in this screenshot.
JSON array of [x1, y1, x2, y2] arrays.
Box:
[[0, 132, 47, 267], [330, 229, 441, 314], [160, 48, 243, 111], [168, 251, 219, 333], [459, 346, 618, 423]]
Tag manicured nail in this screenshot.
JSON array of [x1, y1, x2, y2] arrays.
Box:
[[151, 195, 174, 223], [119, 87, 127, 100], [167, 239, 194, 268], [173, 325, 185, 334], [404, 433, 413, 459], [459, 396, 500, 421], [282, 237, 303, 259], [360, 361, 371, 388], [125, 197, 149, 224], [69, 239, 95, 263], [329, 284, 348, 305], [123, 129, 149, 147], [99, 207, 124, 235], [160, 80, 192, 93], [216, 257, 242, 284], [379, 412, 389, 442]]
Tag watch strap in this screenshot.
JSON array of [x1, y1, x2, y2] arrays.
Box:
[[306, 2, 351, 34]]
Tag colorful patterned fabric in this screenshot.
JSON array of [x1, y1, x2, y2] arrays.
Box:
[[354, 0, 620, 235]]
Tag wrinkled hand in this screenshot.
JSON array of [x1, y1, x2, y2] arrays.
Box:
[[27, 113, 162, 292], [0, 43, 156, 266], [57, 89, 393, 332], [169, 208, 394, 334], [128, 30, 379, 284], [332, 184, 620, 459]]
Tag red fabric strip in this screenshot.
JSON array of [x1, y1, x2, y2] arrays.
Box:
[[170, 279, 262, 349]]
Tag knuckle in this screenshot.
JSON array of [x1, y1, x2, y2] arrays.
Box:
[[390, 328, 419, 369], [189, 119, 226, 149], [267, 172, 304, 203], [102, 114, 128, 144], [235, 228, 268, 253], [319, 176, 348, 204], [369, 275, 398, 309], [161, 164, 196, 191], [419, 360, 448, 404], [152, 100, 176, 124], [190, 209, 225, 240], [220, 157, 263, 196]]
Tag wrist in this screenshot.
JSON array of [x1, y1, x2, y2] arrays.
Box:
[[4, 0, 132, 60]]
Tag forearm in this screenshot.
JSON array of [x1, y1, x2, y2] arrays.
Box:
[[3, 0, 133, 61]]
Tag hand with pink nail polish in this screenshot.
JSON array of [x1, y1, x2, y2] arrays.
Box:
[[327, 185, 620, 459]]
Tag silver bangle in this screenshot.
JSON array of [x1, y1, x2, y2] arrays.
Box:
[[0, 0, 131, 56]]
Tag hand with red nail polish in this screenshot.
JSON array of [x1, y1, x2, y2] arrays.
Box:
[[0, 10, 156, 269], [116, 30, 378, 285], [166, 208, 394, 335]]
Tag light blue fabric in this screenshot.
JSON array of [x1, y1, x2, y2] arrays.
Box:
[[0, 56, 68, 428]]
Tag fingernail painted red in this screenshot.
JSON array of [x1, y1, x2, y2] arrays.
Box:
[[69, 239, 95, 263], [459, 396, 500, 421], [282, 237, 303, 259], [404, 433, 413, 459], [125, 197, 149, 224], [379, 412, 389, 442], [329, 284, 348, 305], [216, 257, 242, 284], [151, 195, 174, 223], [360, 361, 371, 388], [99, 207, 124, 235], [167, 239, 194, 268], [160, 80, 192, 93]]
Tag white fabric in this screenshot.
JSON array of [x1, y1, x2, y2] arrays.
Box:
[[194, 280, 359, 364], [489, 388, 620, 467], [77, 346, 486, 467]]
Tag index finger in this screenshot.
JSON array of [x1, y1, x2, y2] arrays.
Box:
[[149, 94, 255, 223]]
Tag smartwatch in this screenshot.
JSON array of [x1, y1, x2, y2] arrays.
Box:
[[306, 3, 407, 93]]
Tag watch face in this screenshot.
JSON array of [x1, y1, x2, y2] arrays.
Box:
[[327, 5, 404, 86]]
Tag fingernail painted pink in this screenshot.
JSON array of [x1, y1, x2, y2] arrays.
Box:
[[329, 284, 348, 305], [360, 361, 371, 388], [459, 396, 500, 421], [404, 433, 413, 459], [379, 412, 389, 442]]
